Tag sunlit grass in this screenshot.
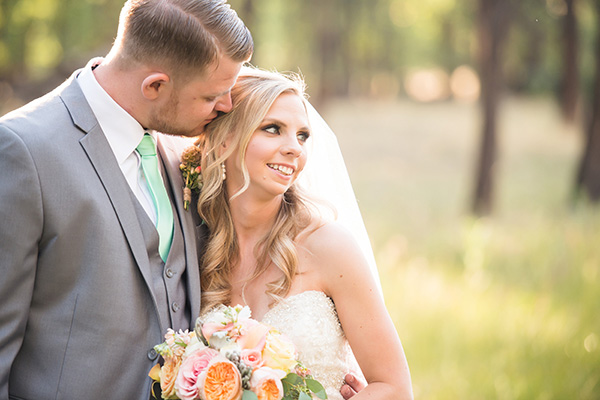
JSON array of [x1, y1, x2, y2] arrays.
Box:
[[380, 213, 600, 399], [323, 96, 600, 399]]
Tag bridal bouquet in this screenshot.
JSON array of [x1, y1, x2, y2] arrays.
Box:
[[149, 305, 327, 400]]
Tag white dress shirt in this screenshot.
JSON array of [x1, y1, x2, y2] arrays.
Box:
[[77, 58, 158, 224]]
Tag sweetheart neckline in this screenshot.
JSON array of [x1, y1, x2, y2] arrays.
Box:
[[258, 290, 330, 322], [203, 290, 332, 322]]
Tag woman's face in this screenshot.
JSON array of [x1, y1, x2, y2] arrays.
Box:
[[228, 92, 310, 201]]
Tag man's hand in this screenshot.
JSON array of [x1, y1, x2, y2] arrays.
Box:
[[340, 373, 366, 399]]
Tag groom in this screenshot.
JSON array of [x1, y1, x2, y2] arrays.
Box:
[[0, 0, 252, 399]]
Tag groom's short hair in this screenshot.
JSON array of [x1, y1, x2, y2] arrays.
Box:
[[115, 0, 253, 78]]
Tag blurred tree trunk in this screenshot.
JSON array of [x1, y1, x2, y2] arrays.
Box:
[[509, 8, 543, 93], [574, 1, 600, 200], [338, 0, 362, 98], [560, 0, 579, 123], [440, 16, 460, 72], [472, 0, 510, 216], [311, 0, 347, 105]]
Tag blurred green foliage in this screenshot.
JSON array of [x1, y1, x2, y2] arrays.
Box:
[[0, 0, 598, 104], [0, 0, 122, 79]]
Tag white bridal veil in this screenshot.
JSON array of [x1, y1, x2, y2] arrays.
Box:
[[298, 102, 383, 297]]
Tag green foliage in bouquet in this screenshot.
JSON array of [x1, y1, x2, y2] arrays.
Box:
[[281, 371, 327, 400]]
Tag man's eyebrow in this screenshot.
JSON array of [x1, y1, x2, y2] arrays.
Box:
[[205, 88, 231, 98]]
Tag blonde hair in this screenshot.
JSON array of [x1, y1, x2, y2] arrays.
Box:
[[197, 67, 314, 312], [114, 0, 253, 80]]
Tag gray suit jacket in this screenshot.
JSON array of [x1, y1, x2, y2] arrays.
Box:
[[0, 70, 202, 399]]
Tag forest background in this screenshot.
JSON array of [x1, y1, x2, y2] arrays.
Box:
[[1, 0, 599, 398]]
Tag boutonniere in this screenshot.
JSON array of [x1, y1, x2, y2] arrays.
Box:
[[179, 144, 203, 210]]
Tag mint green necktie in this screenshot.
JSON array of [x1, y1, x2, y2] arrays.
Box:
[[137, 134, 174, 261]]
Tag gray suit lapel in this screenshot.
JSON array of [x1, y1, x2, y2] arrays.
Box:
[[79, 128, 153, 282], [60, 77, 163, 325], [158, 136, 201, 321]]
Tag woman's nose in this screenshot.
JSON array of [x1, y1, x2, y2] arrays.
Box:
[[281, 135, 303, 157]]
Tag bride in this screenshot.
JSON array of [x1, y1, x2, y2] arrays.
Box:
[[194, 67, 413, 399]]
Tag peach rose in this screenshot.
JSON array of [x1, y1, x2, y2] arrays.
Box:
[[159, 356, 182, 399], [175, 347, 219, 400], [262, 332, 297, 372], [250, 367, 286, 400], [201, 321, 233, 342], [198, 356, 243, 400], [237, 323, 270, 351]]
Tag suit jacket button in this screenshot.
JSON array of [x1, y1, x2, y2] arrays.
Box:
[[165, 268, 174, 278], [172, 302, 180, 312], [147, 348, 158, 361]]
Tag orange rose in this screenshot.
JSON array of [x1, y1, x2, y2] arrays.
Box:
[[199, 356, 242, 400], [250, 367, 286, 400]]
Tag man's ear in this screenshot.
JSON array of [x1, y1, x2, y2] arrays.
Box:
[[141, 73, 171, 100]]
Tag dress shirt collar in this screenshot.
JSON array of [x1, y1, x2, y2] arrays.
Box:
[[77, 58, 155, 164]]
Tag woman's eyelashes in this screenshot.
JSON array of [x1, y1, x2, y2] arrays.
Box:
[[263, 124, 280, 134], [297, 131, 310, 143], [262, 124, 310, 143]]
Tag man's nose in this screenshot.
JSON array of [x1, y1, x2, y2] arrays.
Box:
[[214, 93, 233, 113]]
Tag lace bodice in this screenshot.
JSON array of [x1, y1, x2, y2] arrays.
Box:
[[261, 291, 356, 400]]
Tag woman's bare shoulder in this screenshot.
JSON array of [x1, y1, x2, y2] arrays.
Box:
[[297, 220, 369, 277], [299, 219, 358, 252]]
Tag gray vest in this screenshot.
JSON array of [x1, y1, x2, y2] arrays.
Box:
[[130, 161, 191, 332]]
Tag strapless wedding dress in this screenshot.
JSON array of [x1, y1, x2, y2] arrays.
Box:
[[261, 290, 358, 400]]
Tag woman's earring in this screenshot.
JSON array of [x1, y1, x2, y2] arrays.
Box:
[[221, 162, 226, 181]]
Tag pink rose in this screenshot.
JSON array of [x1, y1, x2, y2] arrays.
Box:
[[175, 347, 219, 400], [250, 367, 286, 400], [241, 349, 263, 369]]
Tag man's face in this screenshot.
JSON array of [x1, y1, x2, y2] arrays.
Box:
[[148, 55, 242, 137]]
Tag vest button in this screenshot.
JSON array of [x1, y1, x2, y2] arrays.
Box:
[[147, 348, 158, 360], [172, 302, 180, 312], [165, 268, 174, 278]]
